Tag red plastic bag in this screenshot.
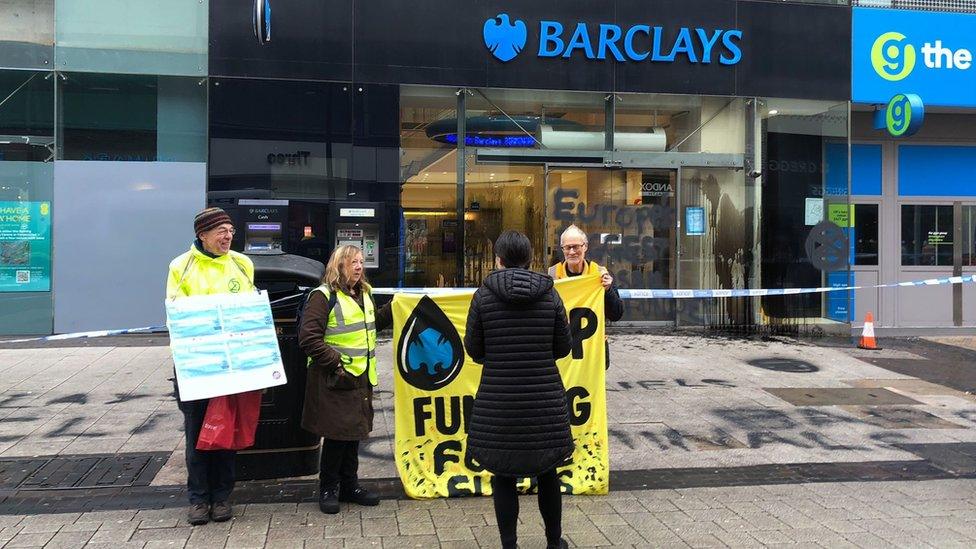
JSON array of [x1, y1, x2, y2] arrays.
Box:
[[196, 395, 235, 450], [196, 391, 263, 451], [232, 390, 263, 449]]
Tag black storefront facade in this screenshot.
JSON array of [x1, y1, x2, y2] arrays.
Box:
[[207, 0, 852, 329]]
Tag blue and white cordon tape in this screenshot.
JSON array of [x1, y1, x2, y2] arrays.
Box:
[[371, 274, 976, 298], [2, 274, 974, 344]]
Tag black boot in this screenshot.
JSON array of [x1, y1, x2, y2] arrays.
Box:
[[318, 487, 340, 514], [546, 539, 568, 549], [339, 485, 379, 506]]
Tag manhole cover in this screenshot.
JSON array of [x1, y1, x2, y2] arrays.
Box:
[[0, 452, 167, 490], [895, 442, 976, 475], [748, 358, 819, 373], [764, 387, 923, 406]]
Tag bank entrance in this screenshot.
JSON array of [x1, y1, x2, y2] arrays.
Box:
[[400, 86, 850, 327], [403, 148, 747, 325]]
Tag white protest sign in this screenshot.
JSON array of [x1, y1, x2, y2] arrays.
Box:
[[166, 290, 287, 401]]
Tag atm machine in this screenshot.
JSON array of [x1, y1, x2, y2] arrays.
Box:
[[215, 198, 289, 255], [328, 202, 384, 270], [210, 196, 385, 275]]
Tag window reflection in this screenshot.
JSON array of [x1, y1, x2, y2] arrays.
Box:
[[901, 205, 954, 266]]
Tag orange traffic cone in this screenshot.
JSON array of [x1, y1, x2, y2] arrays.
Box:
[[858, 312, 881, 350]]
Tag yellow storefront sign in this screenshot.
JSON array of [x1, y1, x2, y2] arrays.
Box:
[[392, 275, 609, 498]]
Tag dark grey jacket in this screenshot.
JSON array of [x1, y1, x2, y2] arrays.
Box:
[[463, 268, 574, 477]]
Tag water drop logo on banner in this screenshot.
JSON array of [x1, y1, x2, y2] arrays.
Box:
[[396, 296, 465, 391]]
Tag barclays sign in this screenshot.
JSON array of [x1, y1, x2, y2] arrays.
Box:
[[483, 13, 743, 65]]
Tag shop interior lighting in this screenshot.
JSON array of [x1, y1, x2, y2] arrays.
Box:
[[404, 211, 456, 216]]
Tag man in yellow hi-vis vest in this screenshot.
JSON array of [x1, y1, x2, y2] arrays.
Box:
[[166, 207, 254, 527], [548, 225, 624, 368]]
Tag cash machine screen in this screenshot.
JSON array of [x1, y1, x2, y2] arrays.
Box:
[[244, 222, 283, 252]]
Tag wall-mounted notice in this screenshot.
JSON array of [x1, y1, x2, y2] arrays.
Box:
[[685, 207, 705, 236], [827, 203, 854, 228], [0, 201, 51, 292], [805, 198, 824, 226]]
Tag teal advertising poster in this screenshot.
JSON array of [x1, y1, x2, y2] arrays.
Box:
[[0, 201, 51, 292]]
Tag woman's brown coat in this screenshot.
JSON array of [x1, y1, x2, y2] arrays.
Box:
[[298, 285, 392, 440]]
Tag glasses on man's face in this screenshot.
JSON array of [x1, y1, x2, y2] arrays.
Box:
[[561, 243, 585, 252]]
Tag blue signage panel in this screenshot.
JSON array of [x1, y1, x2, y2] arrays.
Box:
[[853, 7, 976, 107], [826, 271, 854, 323], [685, 207, 705, 236], [0, 201, 52, 292], [483, 13, 742, 65]]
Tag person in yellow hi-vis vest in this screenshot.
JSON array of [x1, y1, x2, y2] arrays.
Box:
[[166, 207, 255, 527], [548, 225, 624, 368], [299, 244, 392, 515]]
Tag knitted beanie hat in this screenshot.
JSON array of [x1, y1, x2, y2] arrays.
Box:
[[194, 207, 232, 236]]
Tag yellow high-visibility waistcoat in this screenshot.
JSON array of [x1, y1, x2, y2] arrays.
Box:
[[167, 244, 255, 299], [309, 285, 377, 386], [548, 260, 605, 280]]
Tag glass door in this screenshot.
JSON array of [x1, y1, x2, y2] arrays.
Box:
[[676, 167, 757, 326], [461, 153, 546, 286], [545, 166, 677, 323]]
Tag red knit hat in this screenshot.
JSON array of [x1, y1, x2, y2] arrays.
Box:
[[194, 207, 232, 236]]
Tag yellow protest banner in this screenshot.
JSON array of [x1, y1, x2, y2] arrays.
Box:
[[392, 275, 609, 498]]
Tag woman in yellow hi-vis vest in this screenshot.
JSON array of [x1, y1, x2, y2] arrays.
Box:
[[298, 245, 392, 515], [548, 225, 624, 368]]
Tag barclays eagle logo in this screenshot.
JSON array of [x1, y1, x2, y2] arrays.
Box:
[[483, 13, 527, 62]]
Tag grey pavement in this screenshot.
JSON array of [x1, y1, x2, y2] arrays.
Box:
[[4, 335, 976, 478], [4, 333, 976, 547], [3, 479, 976, 547]]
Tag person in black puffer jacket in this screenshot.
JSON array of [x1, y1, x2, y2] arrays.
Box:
[[464, 230, 573, 549]]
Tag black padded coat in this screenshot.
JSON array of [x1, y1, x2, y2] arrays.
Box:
[[463, 268, 574, 477]]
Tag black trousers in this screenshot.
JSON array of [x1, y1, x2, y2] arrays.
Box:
[[491, 469, 562, 549], [179, 398, 236, 505], [320, 439, 360, 492]]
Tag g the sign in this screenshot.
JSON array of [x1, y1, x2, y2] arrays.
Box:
[[885, 93, 925, 137], [871, 31, 916, 82]]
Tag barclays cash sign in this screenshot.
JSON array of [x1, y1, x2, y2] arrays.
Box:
[[483, 14, 743, 65]]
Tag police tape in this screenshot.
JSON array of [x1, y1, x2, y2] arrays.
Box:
[[0, 326, 165, 344], [2, 274, 974, 344], [619, 274, 976, 299], [371, 274, 976, 298]]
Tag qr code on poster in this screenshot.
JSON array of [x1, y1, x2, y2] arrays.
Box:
[[15, 270, 30, 284]]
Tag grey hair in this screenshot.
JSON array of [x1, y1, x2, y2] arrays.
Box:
[[559, 224, 588, 245]]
